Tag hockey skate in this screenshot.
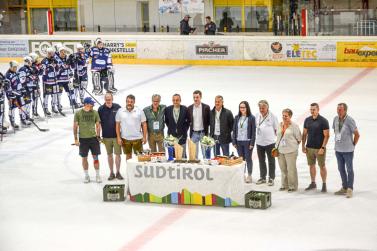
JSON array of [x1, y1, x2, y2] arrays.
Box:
[[44, 108, 52, 117], [21, 119, 31, 127], [58, 107, 66, 117], [51, 106, 59, 114], [10, 120, 20, 130]]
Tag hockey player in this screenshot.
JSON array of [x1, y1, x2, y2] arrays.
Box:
[[41, 47, 60, 116], [5, 60, 31, 128], [0, 72, 7, 135], [55, 46, 77, 113], [17, 56, 34, 120], [89, 38, 117, 95], [68, 43, 89, 107], [29, 52, 43, 118]]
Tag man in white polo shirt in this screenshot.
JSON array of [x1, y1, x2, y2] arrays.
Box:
[[255, 100, 279, 186], [116, 94, 147, 160]]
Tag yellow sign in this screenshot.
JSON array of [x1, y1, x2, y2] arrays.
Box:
[[337, 42, 377, 62], [103, 40, 137, 60]]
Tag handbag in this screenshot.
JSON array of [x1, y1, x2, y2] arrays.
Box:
[[271, 124, 287, 158]]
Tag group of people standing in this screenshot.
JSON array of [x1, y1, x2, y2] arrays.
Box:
[[73, 91, 359, 199], [0, 38, 116, 134]]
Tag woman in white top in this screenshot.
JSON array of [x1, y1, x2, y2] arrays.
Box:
[[276, 108, 302, 192]]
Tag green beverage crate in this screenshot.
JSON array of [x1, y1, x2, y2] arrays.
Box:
[[245, 190, 271, 209], [103, 184, 126, 202]]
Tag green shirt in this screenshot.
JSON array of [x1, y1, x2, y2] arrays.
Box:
[[74, 109, 100, 139]]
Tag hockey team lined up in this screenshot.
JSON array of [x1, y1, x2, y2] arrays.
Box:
[[0, 38, 117, 133]]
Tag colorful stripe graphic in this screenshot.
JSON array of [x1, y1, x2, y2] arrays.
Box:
[[129, 189, 239, 207]]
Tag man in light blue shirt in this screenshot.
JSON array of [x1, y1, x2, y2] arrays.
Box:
[[333, 103, 360, 198]]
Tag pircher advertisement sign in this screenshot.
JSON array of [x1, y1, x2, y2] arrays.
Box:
[[196, 41, 228, 56]]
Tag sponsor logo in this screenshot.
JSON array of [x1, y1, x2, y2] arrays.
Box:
[[343, 46, 377, 57], [196, 41, 228, 55], [29, 40, 91, 57], [135, 165, 214, 181], [286, 44, 317, 60], [271, 42, 282, 53]]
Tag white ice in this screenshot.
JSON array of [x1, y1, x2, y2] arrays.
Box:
[[0, 64, 377, 251]]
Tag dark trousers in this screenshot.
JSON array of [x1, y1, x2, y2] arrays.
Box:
[[257, 143, 276, 180], [214, 143, 230, 156], [237, 141, 253, 175], [335, 151, 354, 190]]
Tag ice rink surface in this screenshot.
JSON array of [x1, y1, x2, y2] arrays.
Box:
[[0, 64, 377, 251]]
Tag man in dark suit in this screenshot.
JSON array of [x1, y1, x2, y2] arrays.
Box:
[[187, 90, 210, 159], [210, 95, 234, 156], [165, 94, 189, 158]]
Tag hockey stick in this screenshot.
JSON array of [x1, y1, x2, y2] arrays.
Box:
[[0, 100, 5, 142], [38, 93, 48, 123], [15, 103, 49, 132], [81, 86, 101, 105]]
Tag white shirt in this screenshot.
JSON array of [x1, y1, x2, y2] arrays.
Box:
[[193, 103, 204, 131], [115, 106, 146, 140], [255, 112, 279, 146], [214, 108, 222, 136]]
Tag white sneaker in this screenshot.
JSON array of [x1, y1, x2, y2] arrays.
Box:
[[245, 175, 252, 183], [84, 175, 90, 183], [96, 175, 102, 183]]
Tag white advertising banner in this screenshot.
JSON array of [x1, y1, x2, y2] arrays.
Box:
[[127, 162, 245, 205], [0, 40, 28, 57], [244, 40, 337, 62], [159, 0, 204, 14], [184, 38, 243, 60], [102, 40, 137, 59]]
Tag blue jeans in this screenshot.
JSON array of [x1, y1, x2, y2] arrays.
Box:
[[237, 141, 253, 175], [335, 151, 354, 190], [214, 143, 230, 156], [191, 131, 205, 159]]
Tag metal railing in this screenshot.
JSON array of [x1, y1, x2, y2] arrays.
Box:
[[354, 20, 376, 36]]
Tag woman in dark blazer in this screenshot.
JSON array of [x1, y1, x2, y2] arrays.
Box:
[[232, 101, 256, 183]]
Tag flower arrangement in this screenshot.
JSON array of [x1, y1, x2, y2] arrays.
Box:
[[200, 136, 215, 147], [164, 134, 178, 146]]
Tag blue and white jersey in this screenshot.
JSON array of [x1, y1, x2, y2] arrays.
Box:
[[31, 62, 43, 88], [70, 52, 89, 78], [18, 65, 34, 90], [89, 47, 112, 71], [0, 73, 5, 103], [41, 57, 59, 85], [5, 70, 22, 98], [54, 54, 71, 83]]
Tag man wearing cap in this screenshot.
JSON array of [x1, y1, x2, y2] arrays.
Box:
[[98, 92, 122, 180], [180, 15, 195, 35], [73, 96, 102, 183]]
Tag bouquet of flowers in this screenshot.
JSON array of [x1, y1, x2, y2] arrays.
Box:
[[164, 135, 178, 161], [164, 134, 178, 146], [200, 136, 215, 148], [200, 136, 215, 160]]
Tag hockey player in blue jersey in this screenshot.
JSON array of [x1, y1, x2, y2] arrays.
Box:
[[18, 56, 34, 120], [29, 52, 43, 118], [41, 47, 60, 116], [68, 43, 89, 107], [55, 46, 77, 114], [0, 72, 7, 135], [89, 38, 117, 95], [5, 60, 31, 128]]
